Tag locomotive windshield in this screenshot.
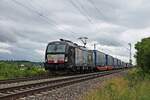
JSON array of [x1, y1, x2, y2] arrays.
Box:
[[47, 44, 66, 53]]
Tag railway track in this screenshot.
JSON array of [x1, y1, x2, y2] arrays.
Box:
[[0, 75, 50, 85], [0, 70, 122, 100], [0, 72, 74, 85]]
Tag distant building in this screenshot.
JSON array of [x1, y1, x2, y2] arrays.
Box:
[[19, 64, 25, 67]]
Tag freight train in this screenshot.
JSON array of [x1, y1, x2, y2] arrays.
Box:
[[44, 39, 130, 72]]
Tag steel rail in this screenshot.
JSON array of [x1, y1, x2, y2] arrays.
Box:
[[0, 70, 122, 100], [0, 72, 82, 85], [0, 75, 50, 85]]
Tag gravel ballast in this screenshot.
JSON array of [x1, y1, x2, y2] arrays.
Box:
[[19, 70, 128, 100]]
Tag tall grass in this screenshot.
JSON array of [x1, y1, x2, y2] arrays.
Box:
[[0, 62, 46, 80], [83, 68, 150, 100]]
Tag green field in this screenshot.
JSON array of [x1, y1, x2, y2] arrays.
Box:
[[0, 61, 46, 80], [83, 68, 150, 100]]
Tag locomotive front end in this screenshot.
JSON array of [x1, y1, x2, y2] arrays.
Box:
[[44, 41, 68, 71]]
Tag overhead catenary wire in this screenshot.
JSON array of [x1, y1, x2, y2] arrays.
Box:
[[71, 0, 128, 62], [12, 0, 56, 26], [11, 0, 63, 36], [28, 0, 80, 35], [69, 0, 94, 26], [12, 0, 78, 38], [69, 0, 108, 33], [87, 0, 108, 21], [73, 0, 128, 59], [87, 0, 128, 53], [27, 0, 80, 35]]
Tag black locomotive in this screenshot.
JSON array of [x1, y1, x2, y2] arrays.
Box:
[[44, 39, 130, 72]]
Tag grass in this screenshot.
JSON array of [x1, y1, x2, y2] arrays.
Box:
[[0, 62, 46, 80], [83, 68, 150, 100]]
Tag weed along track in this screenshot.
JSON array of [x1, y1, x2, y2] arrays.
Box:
[[0, 72, 76, 86], [0, 70, 122, 100], [0, 75, 50, 85]]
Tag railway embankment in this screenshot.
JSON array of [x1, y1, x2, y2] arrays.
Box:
[[14, 70, 127, 100], [82, 68, 150, 100], [0, 70, 120, 100]]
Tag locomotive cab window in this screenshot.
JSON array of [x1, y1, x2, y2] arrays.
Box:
[[47, 44, 66, 53]]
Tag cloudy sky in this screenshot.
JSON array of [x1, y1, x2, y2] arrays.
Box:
[[0, 0, 150, 63]]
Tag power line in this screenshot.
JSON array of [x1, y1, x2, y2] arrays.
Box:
[[11, 0, 61, 34], [87, 0, 108, 21], [69, 0, 106, 33], [70, 0, 128, 62], [69, 0, 94, 26], [26, 0, 80, 35], [12, 0, 78, 37]]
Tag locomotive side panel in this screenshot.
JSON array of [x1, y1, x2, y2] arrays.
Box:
[[87, 50, 94, 67], [83, 50, 88, 66], [75, 48, 89, 66], [75, 48, 82, 66]]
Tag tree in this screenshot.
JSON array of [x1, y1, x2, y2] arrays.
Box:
[[135, 37, 150, 73]]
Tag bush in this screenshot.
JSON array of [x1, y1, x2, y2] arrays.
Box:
[[0, 62, 46, 80]]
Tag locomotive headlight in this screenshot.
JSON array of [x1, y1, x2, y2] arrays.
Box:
[[65, 57, 68, 62]]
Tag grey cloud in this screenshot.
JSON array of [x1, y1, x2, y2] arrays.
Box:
[[0, 26, 17, 43], [89, 31, 125, 47], [79, 0, 150, 29], [0, 0, 150, 62], [96, 37, 123, 47], [9, 47, 42, 61]]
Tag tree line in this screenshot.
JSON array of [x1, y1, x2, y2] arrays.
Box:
[[135, 37, 150, 73]]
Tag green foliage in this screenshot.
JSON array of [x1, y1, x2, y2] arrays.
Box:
[[0, 62, 46, 80], [83, 68, 150, 100], [135, 37, 150, 73]]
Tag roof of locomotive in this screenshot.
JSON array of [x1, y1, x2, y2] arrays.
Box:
[[48, 39, 88, 51]]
